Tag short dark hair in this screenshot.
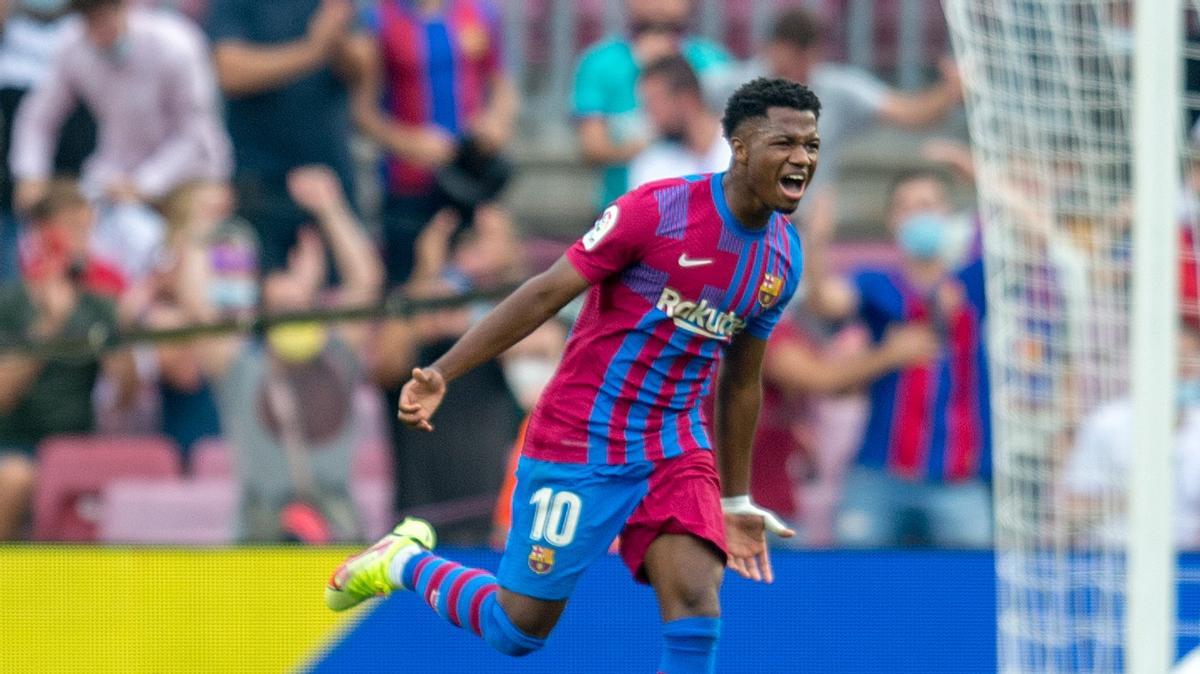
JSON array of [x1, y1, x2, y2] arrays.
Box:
[[887, 168, 953, 206], [768, 8, 824, 50], [639, 55, 702, 98], [721, 77, 821, 138], [69, 0, 122, 14]]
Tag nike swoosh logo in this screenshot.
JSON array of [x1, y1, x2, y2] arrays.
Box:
[[678, 254, 714, 268]]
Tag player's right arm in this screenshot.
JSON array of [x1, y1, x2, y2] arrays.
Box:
[[399, 192, 656, 431], [397, 257, 589, 431]]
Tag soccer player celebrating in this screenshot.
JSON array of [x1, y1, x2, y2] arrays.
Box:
[[325, 78, 820, 673]]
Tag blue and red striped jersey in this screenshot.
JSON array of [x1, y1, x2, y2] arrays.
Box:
[[363, 0, 504, 195], [853, 260, 992, 483], [523, 173, 803, 465]]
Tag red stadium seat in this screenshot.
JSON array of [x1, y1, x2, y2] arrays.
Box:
[[33, 435, 182, 541]]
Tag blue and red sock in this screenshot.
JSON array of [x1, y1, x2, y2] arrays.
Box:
[[393, 550, 545, 657]]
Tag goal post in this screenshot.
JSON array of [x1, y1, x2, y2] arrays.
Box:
[[942, 0, 1183, 671], [1129, 1, 1181, 673]]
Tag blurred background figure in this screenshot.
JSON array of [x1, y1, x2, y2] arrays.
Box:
[[0, 183, 137, 540], [179, 165, 382, 543], [627, 54, 728, 189], [806, 168, 992, 548], [206, 0, 357, 273], [1060, 321, 1200, 550], [10, 0, 231, 286], [572, 0, 730, 210], [371, 205, 527, 546], [707, 6, 962, 223], [0, 0, 96, 283], [345, 0, 518, 286], [750, 315, 939, 546]]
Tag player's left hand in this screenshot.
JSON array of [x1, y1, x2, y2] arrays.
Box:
[[722, 497, 795, 584]]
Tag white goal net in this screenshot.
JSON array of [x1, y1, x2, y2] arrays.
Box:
[[942, 1, 1193, 672]]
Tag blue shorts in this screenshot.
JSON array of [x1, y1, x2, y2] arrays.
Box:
[[496, 452, 727, 601]]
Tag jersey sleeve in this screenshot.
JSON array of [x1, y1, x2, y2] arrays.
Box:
[[565, 188, 657, 284], [746, 228, 803, 340], [571, 44, 613, 117]]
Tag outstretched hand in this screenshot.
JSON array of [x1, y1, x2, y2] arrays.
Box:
[[723, 500, 795, 584], [397, 366, 447, 432]]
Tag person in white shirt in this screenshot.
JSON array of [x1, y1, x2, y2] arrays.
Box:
[[627, 54, 730, 190], [1060, 322, 1200, 549], [10, 0, 231, 283]]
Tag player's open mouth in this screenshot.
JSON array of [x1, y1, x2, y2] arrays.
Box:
[[779, 172, 808, 201]]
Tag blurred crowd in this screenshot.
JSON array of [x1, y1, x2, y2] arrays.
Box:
[[0, 0, 1185, 552]]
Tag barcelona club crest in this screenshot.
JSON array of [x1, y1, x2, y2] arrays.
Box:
[[528, 545, 556, 575], [758, 273, 784, 309]]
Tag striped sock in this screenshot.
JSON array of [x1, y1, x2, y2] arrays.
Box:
[[395, 550, 545, 656]]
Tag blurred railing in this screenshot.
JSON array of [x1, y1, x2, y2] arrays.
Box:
[[500, 0, 951, 123]]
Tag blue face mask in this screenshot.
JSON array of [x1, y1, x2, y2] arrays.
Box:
[[898, 213, 947, 260], [1179, 379, 1200, 408]]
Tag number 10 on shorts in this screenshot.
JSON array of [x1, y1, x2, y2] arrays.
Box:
[[529, 488, 581, 547]]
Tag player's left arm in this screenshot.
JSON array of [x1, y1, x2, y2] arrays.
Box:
[[715, 331, 796, 585]]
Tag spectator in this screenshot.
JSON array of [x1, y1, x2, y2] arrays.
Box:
[[345, 0, 518, 286], [573, 0, 730, 209], [371, 209, 523, 545], [179, 165, 383, 543], [0, 0, 97, 282], [206, 0, 358, 272], [10, 0, 231, 285], [0, 184, 138, 540], [707, 7, 962, 217], [627, 55, 729, 190], [1060, 321, 1200, 549], [136, 181, 239, 464], [751, 316, 939, 546], [806, 169, 992, 548]]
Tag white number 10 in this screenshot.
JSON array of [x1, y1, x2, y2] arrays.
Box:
[[529, 488, 582, 546]]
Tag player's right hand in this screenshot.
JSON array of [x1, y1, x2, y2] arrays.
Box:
[[397, 366, 447, 432]]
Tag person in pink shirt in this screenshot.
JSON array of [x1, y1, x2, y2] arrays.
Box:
[[10, 0, 230, 282]]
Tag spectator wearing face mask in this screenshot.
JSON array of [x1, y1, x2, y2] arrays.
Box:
[[0, 181, 138, 540], [627, 55, 729, 190], [806, 168, 992, 548], [572, 0, 730, 210], [10, 0, 231, 285]]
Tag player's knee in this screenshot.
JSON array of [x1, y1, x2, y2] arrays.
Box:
[[483, 596, 549, 657]]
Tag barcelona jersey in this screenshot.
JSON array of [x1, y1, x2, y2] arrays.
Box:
[[523, 173, 803, 465]]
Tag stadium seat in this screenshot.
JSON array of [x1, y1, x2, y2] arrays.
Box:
[[33, 435, 182, 541], [98, 478, 237, 545], [191, 437, 234, 479]]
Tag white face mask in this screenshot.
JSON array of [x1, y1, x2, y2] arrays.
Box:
[[503, 357, 558, 412]]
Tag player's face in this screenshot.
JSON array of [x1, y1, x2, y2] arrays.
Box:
[[735, 107, 820, 214]]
